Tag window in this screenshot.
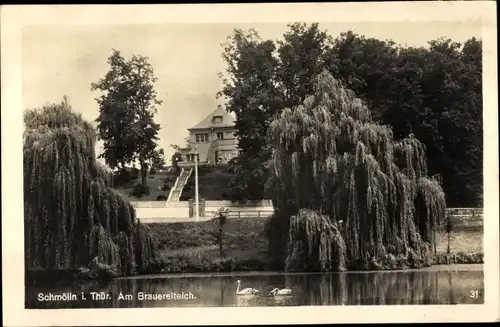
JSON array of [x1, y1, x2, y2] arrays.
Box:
[[187, 154, 200, 162], [213, 116, 223, 124], [196, 133, 209, 143], [217, 132, 224, 140]]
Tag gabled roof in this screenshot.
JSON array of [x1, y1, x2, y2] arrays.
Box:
[[188, 105, 236, 130]]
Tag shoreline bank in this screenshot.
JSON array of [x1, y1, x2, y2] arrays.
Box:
[[26, 263, 484, 285], [26, 214, 483, 282], [116, 263, 483, 280]]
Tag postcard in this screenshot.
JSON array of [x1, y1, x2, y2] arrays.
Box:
[[1, 2, 498, 325]]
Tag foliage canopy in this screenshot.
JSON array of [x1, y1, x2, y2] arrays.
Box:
[[24, 101, 158, 277], [91, 49, 164, 188], [219, 24, 482, 207], [267, 71, 446, 271]]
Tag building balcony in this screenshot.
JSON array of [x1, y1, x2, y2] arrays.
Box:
[[212, 138, 237, 148], [178, 160, 212, 168]]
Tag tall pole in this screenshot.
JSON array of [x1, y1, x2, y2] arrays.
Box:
[[195, 145, 199, 221]]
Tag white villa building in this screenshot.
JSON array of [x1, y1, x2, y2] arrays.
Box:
[[179, 105, 239, 165]]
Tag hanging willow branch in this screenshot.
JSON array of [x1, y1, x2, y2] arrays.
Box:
[[24, 101, 157, 277], [267, 71, 446, 271]]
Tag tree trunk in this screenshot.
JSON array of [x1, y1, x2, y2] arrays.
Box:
[[433, 229, 437, 256], [140, 159, 148, 187], [447, 231, 451, 255], [219, 230, 224, 259]]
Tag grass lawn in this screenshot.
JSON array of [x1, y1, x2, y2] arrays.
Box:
[[180, 165, 233, 201], [436, 212, 483, 254], [436, 231, 483, 254], [148, 212, 483, 273], [179, 165, 274, 201], [109, 165, 235, 202], [113, 169, 179, 201], [149, 217, 269, 273], [113, 165, 237, 202]]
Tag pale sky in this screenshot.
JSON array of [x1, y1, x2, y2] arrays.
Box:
[[22, 21, 481, 160]]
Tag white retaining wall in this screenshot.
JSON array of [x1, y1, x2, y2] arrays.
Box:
[[131, 199, 273, 208], [205, 200, 273, 207], [131, 200, 483, 223], [133, 201, 190, 219]]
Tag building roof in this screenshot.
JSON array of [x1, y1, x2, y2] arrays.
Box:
[[188, 105, 236, 130]]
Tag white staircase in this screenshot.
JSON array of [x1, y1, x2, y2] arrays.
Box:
[[167, 167, 193, 202]]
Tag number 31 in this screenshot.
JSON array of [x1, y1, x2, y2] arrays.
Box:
[[469, 290, 479, 299]]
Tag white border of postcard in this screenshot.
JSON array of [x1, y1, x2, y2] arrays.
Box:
[[2, 2, 499, 325]]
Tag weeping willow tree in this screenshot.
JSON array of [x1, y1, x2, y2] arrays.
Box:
[[266, 71, 446, 272], [24, 101, 158, 278]]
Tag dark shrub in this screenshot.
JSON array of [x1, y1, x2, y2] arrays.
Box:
[[161, 183, 171, 192], [433, 252, 483, 265], [264, 212, 290, 270], [183, 179, 194, 193], [113, 168, 139, 186], [156, 194, 168, 201], [132, 183, 150, 197], [164, 175, 178, 183], [212, 257, 235, 272], [233, 258, 268, 271], [130, 167, 139, 179], [169, 166, 181, 176], [179, 193, 191, 201], [150, 167, 156, 175]]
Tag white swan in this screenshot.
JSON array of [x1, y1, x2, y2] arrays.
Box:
[[235, 280, 259, 295], [269, 287, 292, 296]]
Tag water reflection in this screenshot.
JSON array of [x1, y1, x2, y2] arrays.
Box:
[[26, 268, 484, 308]]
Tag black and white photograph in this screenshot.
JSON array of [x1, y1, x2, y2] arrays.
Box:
[[2, 2, 499, 325]]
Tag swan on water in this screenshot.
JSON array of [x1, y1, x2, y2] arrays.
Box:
[[235, 280, 259, 295], [269, 288, 292, 296]]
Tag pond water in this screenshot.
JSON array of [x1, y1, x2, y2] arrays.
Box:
[[26, 265, 484, 308]]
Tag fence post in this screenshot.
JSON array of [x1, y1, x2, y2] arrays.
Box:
[[258, 211, 261, 218], [188, 199, 193, 217], [238, 211, 241, 218], [200, 198, 206, 217]]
